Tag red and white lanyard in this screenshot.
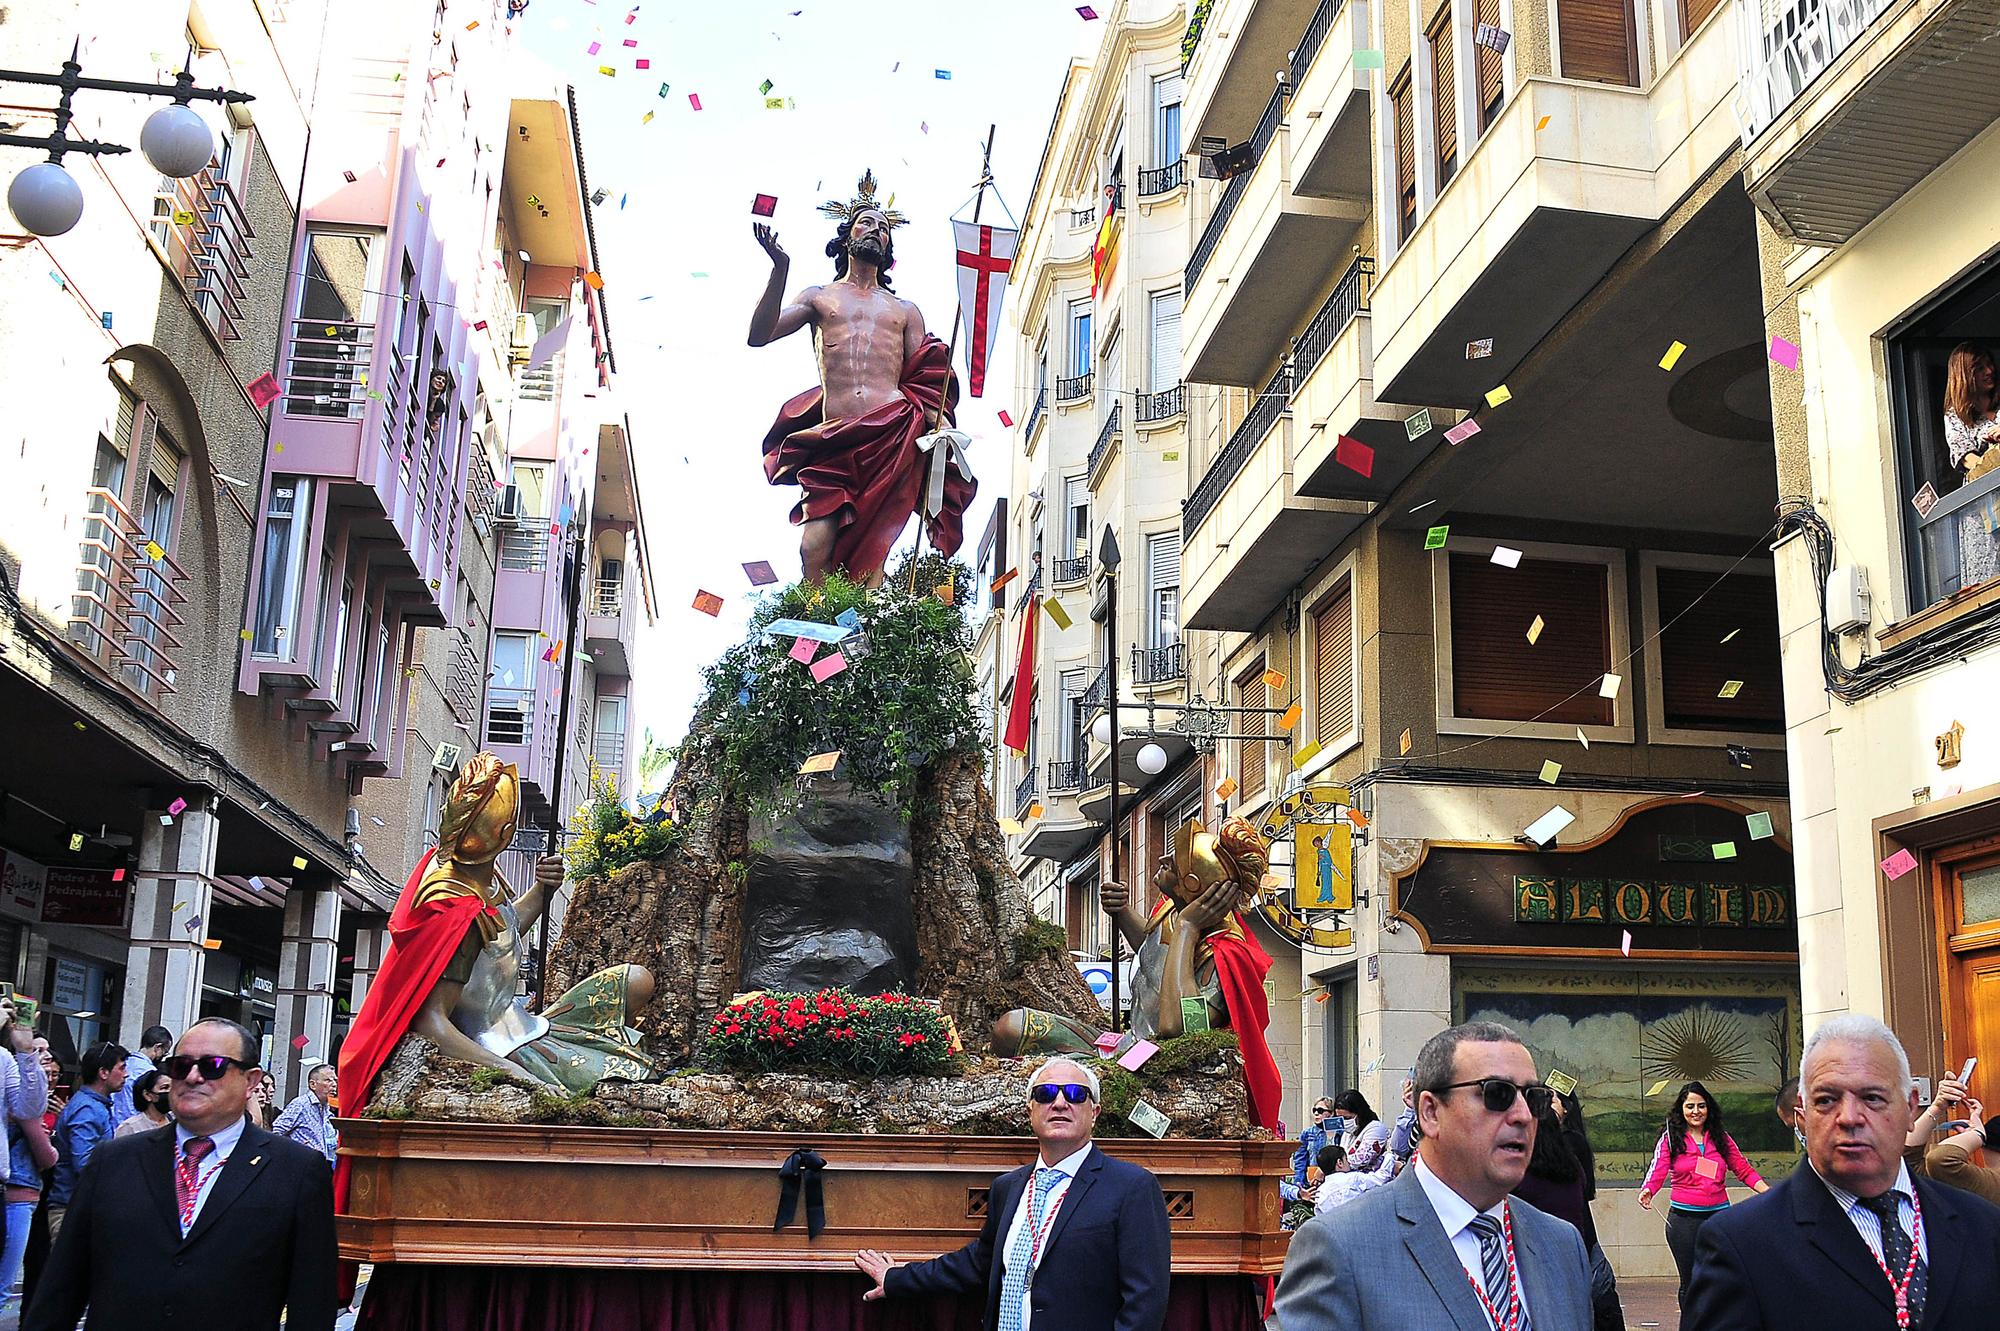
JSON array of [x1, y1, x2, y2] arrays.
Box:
[[1864, 1189, 1924, 1331], [1025, 1175, 1071, 1271], [177, 1151, 227, 1232], [1465, 1205, 1524, 1331]]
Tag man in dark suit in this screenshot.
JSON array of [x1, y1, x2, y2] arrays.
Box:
[[24, 1016, 338, 1331], [1276, 1021, 1594, 1330], [853, 1056, 1172, 1331], [1685, 1013, 2000, 1330]]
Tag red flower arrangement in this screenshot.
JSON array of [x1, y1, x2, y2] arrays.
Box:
[[698, 986, 959, 1077]]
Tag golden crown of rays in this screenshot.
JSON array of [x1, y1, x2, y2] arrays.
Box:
[[818, 169, 906, 228]]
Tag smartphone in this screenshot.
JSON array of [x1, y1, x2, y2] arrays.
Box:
[[1959, 1056, 1978, 1085]]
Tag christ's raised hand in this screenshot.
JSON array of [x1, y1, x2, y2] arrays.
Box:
[[753, 222, 787, 266]]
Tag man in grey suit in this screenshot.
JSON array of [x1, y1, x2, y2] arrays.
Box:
[[1276, 1021, 1593, 1330]]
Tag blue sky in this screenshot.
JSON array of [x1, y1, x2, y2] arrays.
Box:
[[518, 0, 1101, 760]]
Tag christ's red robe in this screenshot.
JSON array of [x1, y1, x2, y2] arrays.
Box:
[[761, 334, 975, 581]]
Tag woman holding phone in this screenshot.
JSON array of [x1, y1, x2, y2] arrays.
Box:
[[1638, 1081, 1769, 1310]]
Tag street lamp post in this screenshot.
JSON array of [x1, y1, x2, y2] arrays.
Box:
[[2, 42, 254, 236], [1097, 524, 1123, 1033]]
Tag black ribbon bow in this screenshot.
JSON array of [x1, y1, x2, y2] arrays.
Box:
[[773, 1148, 828, 1238]]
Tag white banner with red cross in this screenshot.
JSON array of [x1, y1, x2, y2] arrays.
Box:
[[952, 219, 1019, 399]]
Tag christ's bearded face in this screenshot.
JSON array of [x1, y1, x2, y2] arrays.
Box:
[[848, 209, 890, 264]]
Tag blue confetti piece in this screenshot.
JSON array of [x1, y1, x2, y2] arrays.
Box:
[[934, 69, 951, 80], [100, 311, 114, 329], [835, 608, 862, 629], [736, 689, 750, 706]]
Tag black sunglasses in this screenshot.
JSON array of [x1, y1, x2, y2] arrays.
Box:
[[1433, 1078, 1553, 1115], [161, 1054, 256, 1083], [1312, 1106, 1334, 1114], [1030, 1083, 1095, 1105]]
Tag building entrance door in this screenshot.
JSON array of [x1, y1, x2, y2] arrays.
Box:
[[1940, 842, 2000, 1111]]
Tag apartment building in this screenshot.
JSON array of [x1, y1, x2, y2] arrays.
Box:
[[1178, 0, 1798, 1274], [0, 0, 646, 1101], [992, 3, 1207, 999], [1732, 0, 2000, 1112]]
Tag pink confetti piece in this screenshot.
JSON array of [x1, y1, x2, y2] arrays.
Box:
[[636, 58, 650, 69], [1768, 334, 1801, 370], [1880, 848, 1918, 880], [1118, 1038, 1160, 1071], [789, 637, 819, 665], [1444, 418, 1482, 445], [1094, 1031, 1124, 1054], [810, 651, 848, 682], [167, 797, 187, 816], [1620, 930, 1632, 957], [291, 1034, 311, 1049], [743, 561, 778, 586], [246, 372, 281, 409], [688, 93, 702, 110], [623, 38, 638, 47], [587, 41, 601, 55], [998, 409, 1013, 426]]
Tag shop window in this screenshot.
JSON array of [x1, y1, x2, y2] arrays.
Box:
[[1887, 257, 2000, 616], [1311, 582, 1356, 747], [1475, 0, 1506, 131], [1236, 661, 1269, 803], [1646, 561, 1783, 739], [1441, 547, 1624, 734], [1428, 7, 1458, 188], [1391, 65, 1417, 243], [1558, 0, 1639, 86]]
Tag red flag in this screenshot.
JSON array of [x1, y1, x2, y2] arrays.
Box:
[[1003, 596, 1039, 753], [1091, 183, 1119, 297], [953, 220, 1018, 398]]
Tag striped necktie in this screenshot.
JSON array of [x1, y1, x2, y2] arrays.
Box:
[[1468, 1213, 1530, 1331]]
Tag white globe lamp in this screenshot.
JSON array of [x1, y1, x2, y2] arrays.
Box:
[[1136, 742, 1168, 775], [1090, 714, 1113, 746], [7, 162, 85, 237], [140, 102, 216, 178]]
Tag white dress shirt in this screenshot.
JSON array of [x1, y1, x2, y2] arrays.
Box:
[[1814, 1160, 1930, 1268], [173, 1115, 247, 1235], [999, 1142, 1092, 1331], [1413, 1156, 1534, 1330]]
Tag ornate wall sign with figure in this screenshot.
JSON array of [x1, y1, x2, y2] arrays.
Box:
[[748, 171, 976, 585], [992, 817, 1283, 1129], [337, 753, 659, 1111]]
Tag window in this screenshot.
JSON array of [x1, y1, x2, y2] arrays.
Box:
[[367, 619, 392, 739], [1148, 289, 1182, 392], [1068, 299, 1093, 377], [1312, 583, 1355, 746], [1428, 8, 1458, 187], [593, 694, 627, 779], [327, 577, 354, 702], [1475, 0, 1506, 130], [252, 477, 313, 657], [289, 228, 380, 417], [1153, 73, 1185, 165], [1236, 663, 1269, 802], [1558, 0, 1640, 86], [1146, 533, 1180, 650], [310, 551, 333, 681], [1645, 561, 1783, 738], [1102, 330, 1122, 403], [487, 630, 534, 746], [512, 461, 550, 518], [1680, 0, 1724, 39], [1391, 66, 1417, 243], [1036, 338, 1049, 394], [1058, 667, 1087, 766], [1064, 476, 1091, 561], [1443, 549, 1622, 731], [123, 421, 184, 693]]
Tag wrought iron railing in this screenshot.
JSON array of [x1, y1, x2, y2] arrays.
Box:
[[1182, 0, 1215, 69], [1047, 758, 1085, 791], [1733, 0, 1895, 143], [1052, 555, 1090, 584], [1080, 664, 1111, 711], [1089, 404, 1122, 477], [1182, 364, 1291, 538], [1015, 767, 1039, 817], [1025, 386, 1048, 443], [1139, 160, 1186, 197], [499, 526, 548, 573], [1292, 254, 1374, 382], [1292, 0, 1345, 86], [68, 487, 190, 697], [444, 630, 482, 729], [1056, 372, 1094, 404], [1137, 383, 1186, 422], [150, 161, 255, 341], [1071, 206, 1097, 229], [486, 686, 532, 746], [467, 444, 498, 527], [518, 356, 560, 403], [1186, 81, 1286, 290], [1132, 640, 1187, 685], [284, 318, 376, 418], [592, 729, 627, 774], [593, 577, 625, 615]]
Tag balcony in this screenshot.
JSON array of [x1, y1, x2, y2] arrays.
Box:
[[283, 319, 377, 419], [1088, 404, 1123, 485], [1138, 160, 1186, 198], [1023, 774, 1097, 863], [1137, 384, 1186, 424], [1183, 8, 1370, 388], [499, 522, 549, 573], [1286, 0, 1373, 203], [1289, 256, 1423, 502], [1180, 376, 1370, 632], [1024, 386, 1048, 449], [1056, 372, 1095, 406], [1734, 0, 2000, 245], [1014, 768, 1039, 818], [1047, 758, 1085, 792], [1131, 640, 1187, 685], [67, 488, 189, 697], [151, 162, 256, 342], [1052, 555, 1091, 585], [1370, 13, 1740, 405], [591, 728, 627, 780], [585, 576, 634, 677], [1182, 0, 1328, 147], [487, 686, 532, 747]]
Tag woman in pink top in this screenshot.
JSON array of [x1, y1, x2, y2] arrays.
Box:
[[1638, 1081, 1769, 1311]]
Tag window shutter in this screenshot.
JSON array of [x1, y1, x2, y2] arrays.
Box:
[[1656, 569, 1784, 731], [150, 423, 184, 491], [1558, 0, 1640, 85], [1475, 0, 1505, 130], [1391, 67, 1417, 242], [1428, 9, 1457, 185], [1682, 0, 1724, 37], [1148, 533, 1181, 593], [1449, 553, 1614, 725], [1314, 585, 1354, 745], [1149, 289, 1182, 391], [1238, 669, 1268, 800]]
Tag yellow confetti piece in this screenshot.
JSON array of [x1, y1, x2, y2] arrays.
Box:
[[934, 581, 955, 605], [202, 939, 222, 950], [584, 271, 605, 290], [1027, 801, 1045, 819], [1535, 114, 1551, 131], [172, 209, 197, 226], [1214, 777, 1238, 800], [1043, 598, 1073, 631], [239, 629, 253, 641], [1485, 384, 1512, 408], [1646, 1079, 1671, 1097], [1660, 340, 1687, 371], [1576, 727, 1590, 749], [800, 750, 841, 774], [998, 817, 1025, 835], [1399, 728, 1412, 756], [1718, 679, 1744, 699], [642, 111, 655, 124], [1539, 760, 1561, 784], [1262, 668, 1287, 690], [273, 442, 284, 454], [1292, 740, 1324, 769], [1527, 615, 1544, 644], [291, 855, 308, 870], [144, 541, 165, 561], [598, 65, 617, 76], [1277, 703, 1302, 731]]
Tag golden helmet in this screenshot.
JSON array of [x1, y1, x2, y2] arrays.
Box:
[[437, 753, 520, 864]]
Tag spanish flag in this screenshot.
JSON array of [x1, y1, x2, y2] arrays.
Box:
[[1091, 184, 1119, 297]]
